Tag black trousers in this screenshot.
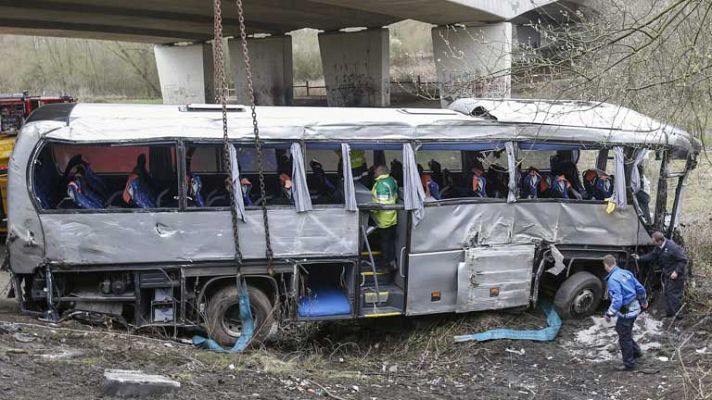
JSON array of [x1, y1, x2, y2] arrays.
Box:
[[377, 225, 397, 267], [615, 316, 641, 368], [663, 276, 685, 316]]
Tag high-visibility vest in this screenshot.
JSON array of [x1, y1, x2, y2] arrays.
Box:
[[371, 174, 398, 228], [351, 150, 366, 170]]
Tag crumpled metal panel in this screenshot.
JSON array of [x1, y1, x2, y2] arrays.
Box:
[[457, 245, 535, 312], [411, 202, 650, 253], [39, 208, 358, 265], [449, 98, 700, 153], [6, 122, 63, 274]]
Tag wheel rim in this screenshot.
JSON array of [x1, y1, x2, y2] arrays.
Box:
[[571, 288, 595, 316], [222, 304, 256, 338]]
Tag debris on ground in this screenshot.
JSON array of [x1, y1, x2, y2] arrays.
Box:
[[102, 369, 180, 398], [0, 322, 18, 334], [565, 313, 663, 362], [12, 332, 35, 343]]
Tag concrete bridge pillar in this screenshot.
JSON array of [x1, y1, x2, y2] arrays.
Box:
[[229, 35, 294, 106], [318, 28, 390, 107], [154, 43, 214, 105], [432, 23, 512, 106]]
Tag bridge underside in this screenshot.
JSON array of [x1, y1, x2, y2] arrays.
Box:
[[0, 0, 587, 107], [0, 0, 568, 44], [0, 0, 397, 43]]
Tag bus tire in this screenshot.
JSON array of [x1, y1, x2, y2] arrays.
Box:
[[553, 271, 603, 319], [205, 285, 275, 347]]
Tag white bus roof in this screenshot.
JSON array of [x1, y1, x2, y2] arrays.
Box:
[[32, 100, 700, 153]]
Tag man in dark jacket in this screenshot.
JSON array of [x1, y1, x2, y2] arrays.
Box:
[[634, 231, 688, 318], [603, 254, 648, 371]]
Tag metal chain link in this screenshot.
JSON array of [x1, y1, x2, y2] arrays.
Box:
[[235, 0, 274, 273], [213, 0, 243, 265]]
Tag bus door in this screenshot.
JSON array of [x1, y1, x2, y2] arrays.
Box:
[[403, 143, 535, 315]]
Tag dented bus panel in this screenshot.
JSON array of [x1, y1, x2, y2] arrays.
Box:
[[6, 100, 701, 345]]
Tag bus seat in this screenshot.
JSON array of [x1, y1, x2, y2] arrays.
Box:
[[63, 154, 109, 200], [298, 288, 352, 317], [582, 169, 598, 199], [67, 178, 104, 209], [188, 175, 205, 207], [123, 175, 156, 208]]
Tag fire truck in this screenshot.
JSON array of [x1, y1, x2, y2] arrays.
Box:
[[0, 93, 76, 235]]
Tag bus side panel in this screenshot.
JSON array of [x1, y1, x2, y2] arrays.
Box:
[[410, 202, 651, 253], [39, 208, 358, 265], [406, 250, 462, 316], [7, 123, 56, 274]]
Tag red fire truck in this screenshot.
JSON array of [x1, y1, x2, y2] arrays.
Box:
[[0, 93, 76, 235], [0, 93, 76, 134]]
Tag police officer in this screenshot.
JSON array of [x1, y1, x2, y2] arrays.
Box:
[[371, 164, 398, 270], [603, 254, 648, 371], [633, 231, 688, 318]]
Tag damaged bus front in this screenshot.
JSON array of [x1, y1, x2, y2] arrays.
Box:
[[6, 100, 700, 345]]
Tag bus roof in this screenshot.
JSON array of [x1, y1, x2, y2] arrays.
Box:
[[32, 100, 700, 154]]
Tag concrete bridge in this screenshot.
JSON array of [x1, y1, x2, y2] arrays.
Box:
[[0, 0, 587, 106]]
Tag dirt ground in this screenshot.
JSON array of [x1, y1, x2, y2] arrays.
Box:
[[1, 269, 711, 400]]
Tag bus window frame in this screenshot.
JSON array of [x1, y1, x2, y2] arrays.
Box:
[[302, 142, 350, 209], [29, 138, 181, 215], [178, 139, 298, 212], [514, 142, 619, 204], [414, 141, 510, 206]]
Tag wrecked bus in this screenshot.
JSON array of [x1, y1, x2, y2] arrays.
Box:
[[6, 100, 700, 345]]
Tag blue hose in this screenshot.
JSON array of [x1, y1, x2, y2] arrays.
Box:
[[453, 302, 561, 343], [192, 277, 255, 352]]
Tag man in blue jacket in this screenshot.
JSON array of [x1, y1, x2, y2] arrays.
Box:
[[633, 231, 688, 319], [603, 254, 649, 371]]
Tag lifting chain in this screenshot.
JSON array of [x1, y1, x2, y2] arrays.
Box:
[[212, 0, 242, 265], [213, 0, 274, 273], [234, 0, 274, 274]]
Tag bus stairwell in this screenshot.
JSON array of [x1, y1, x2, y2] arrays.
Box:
[[359, 225, 404, 318]]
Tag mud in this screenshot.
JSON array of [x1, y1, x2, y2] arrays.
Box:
[[1, 283, 710, 400]]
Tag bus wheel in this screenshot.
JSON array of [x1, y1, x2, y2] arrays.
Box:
[[553, 272, 603, 319], [206, 285, 275, 347]]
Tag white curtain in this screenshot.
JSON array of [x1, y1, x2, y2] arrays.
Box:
[[228, 145, 246, 221], [612, 146, 627, 210], [290, 142, 313, 213], [403, 143, 426, 225], [630, 149, 650, 194], [341, 143, 357, 211], [505, 141, 518, 203]]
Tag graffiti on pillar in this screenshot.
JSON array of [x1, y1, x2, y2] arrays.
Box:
[[162, 84, 206, 105], [439, 72, 511, 101], [326, 73, 390, 107]]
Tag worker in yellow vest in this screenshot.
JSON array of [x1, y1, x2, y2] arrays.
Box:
[[371, 164, 398, 269], [350, 149, 368, 180]]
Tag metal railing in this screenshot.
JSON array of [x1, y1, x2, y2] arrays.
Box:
[[293, 75, 439, 98]]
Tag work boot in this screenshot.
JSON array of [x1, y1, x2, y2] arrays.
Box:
[[615, 365, 635, 372]]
